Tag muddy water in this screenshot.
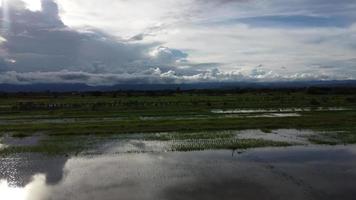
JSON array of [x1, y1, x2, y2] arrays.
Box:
[[1, 145, 356, 200]]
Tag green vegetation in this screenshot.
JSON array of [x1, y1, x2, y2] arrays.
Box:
[[0, 111, 354, 136], [0, 88, 355, 155]]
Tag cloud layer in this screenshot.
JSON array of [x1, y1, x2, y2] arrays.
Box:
[[0, 67, 351, 86], [0, 0, 355, 85]]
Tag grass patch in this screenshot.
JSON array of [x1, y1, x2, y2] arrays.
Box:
[[1, 110, 355, 136]]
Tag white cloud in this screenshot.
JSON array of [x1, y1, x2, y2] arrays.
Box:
[[0, 36, 6, 43], [22, 0, 42, 11], [58, 0, 195, 38]]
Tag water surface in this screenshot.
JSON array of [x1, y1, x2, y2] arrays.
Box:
[[1, 145, 356, 200]]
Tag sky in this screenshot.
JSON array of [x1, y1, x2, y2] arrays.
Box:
[[0, 0, 355, 85]]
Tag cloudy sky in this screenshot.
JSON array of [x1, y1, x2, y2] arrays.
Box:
[[0, 0, 355, 85]]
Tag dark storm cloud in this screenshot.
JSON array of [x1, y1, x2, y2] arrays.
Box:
[[0, 0, 189, 74]]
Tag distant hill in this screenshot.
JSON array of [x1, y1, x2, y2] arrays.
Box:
[[1, 80, 356, 92]]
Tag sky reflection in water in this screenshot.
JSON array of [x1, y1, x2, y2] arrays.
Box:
[[1, 145, 356, 200]]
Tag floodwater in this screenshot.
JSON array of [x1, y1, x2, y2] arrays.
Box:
[[1, 135, 42, 147], [0, 112, 301, 125], [235, 129, 317, 144], [211, 107, 350, 114], [85, 129, 327, 154], [102, 139, 172, 154], [1, 145, 356, 200]]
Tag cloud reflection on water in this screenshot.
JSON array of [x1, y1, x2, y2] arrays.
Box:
[[1, 146, 356, 200], [0, 174, 48, 200]]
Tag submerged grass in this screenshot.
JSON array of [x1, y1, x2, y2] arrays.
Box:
[[0, 135, 106, 156], [145, 131, 235, 141], [171, 138, 291, 151], [307, 128, 356, 145], [0, 144, 80, 156]]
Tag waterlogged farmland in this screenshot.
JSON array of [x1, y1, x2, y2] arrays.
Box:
[[1, 89, 356, 199], [0, 89, 356, 154]]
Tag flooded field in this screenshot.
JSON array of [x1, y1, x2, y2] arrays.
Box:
[[0, 129, 338, 154], [0, 129, 355, 200], [0, 106, 352, 126], [1, 145, 356, 200], [0, 91, 355, 199]]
